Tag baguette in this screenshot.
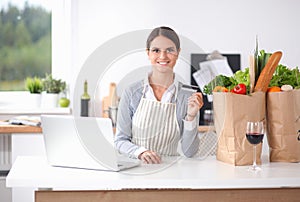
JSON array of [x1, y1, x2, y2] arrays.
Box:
[[254, 51, 282, 92]]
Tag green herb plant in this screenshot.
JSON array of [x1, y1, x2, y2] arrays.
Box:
[[25, 77, 43, 94], [42, 74, 66, 94]]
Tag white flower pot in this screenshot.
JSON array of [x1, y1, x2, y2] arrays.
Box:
[[29, 93, 42, 108], [41, 92, 59, 108]]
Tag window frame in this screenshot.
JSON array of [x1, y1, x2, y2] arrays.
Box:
[[0, 0, 73, 107]]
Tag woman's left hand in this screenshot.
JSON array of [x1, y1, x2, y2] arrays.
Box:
[[186, 92, 203, 121]]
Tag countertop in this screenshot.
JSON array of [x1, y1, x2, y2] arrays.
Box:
[[0, 124, 42, 134], [6, 156, 300, 190], [0, 120, 212, 134], [0, 107, 71, 134]]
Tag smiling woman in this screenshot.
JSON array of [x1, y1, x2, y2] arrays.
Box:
[[0, 0, 51, 91], [114, 26, 204, 164]]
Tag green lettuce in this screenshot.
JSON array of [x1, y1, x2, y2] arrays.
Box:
[[269, 65, 300, 89], [203, 75, 232, 95], [203, 68, 250, 94]]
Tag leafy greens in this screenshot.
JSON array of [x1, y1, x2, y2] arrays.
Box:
[[203, 68, 250, 95], [269, 65, 300, 89]]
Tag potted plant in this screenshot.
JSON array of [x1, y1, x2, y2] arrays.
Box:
[[42, 74, 66, 94], [25, 77, 43, 107], [41, 74, 66, 108], [25, 77, 43, 94]]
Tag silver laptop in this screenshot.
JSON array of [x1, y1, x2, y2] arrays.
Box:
[[41, 115, 140, 171]]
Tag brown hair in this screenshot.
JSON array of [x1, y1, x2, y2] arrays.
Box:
[[146, 26, 180, 51]]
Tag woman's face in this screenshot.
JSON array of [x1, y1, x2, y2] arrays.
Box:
[[147, 35, 180, 73]]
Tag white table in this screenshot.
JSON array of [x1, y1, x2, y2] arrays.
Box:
[[6, 156, 300, 202]]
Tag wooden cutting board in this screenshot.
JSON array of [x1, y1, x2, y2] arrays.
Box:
[[102, 83, 119, 118]]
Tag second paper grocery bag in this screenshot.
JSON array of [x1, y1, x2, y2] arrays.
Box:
[[267, 89, 300, 162], [213, 92, 266, 165]]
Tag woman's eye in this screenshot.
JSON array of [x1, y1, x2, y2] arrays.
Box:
[[151, 49, 160, 53], [166, 48, 175, 53]]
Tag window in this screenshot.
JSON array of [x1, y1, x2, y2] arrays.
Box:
[[0, 0, 51, 91]]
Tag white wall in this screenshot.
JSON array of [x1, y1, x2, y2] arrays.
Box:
[[71, 0, 300, 67], [53, 0, 300, 116]]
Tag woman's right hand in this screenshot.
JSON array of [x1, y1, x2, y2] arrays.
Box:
[[138, 150, 161, 164]]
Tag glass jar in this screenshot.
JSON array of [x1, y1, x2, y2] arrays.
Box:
[[203, 109, 214, 125]]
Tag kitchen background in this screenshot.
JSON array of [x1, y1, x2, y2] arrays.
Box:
[[1, 1, 300, 202], [51, 0, 300, 116], [0, 0, 299, 115]]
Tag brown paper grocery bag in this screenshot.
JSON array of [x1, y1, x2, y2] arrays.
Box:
[[267, 89, 300, 162], [213, 92, 265, 166]]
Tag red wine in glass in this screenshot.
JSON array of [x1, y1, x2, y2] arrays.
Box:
[[246, 133, 264, 145], [246, 121, 264, 172]]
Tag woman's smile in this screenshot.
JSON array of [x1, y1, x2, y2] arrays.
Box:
[[157, 61, 169, 66]]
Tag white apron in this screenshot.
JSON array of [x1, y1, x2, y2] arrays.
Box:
[[132, 87, 180, 156]]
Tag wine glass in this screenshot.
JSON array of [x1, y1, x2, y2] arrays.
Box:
[[246, 121, 264, 171]]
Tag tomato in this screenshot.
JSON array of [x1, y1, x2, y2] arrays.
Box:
[[213, 86, 228, 92], [232, 83, 247, 94]]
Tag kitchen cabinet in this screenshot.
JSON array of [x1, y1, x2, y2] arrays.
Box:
[[0, 108, 70, 202], [0, 125, 44, 202], [6, 155, 300, 202]]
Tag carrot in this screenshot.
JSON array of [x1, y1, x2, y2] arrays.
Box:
[[254, 51, 282, 92], [267, 86, 281, 92]]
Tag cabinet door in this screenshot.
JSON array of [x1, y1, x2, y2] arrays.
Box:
[[11, 133, 45, 164], [11, 133, 45, 202]]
